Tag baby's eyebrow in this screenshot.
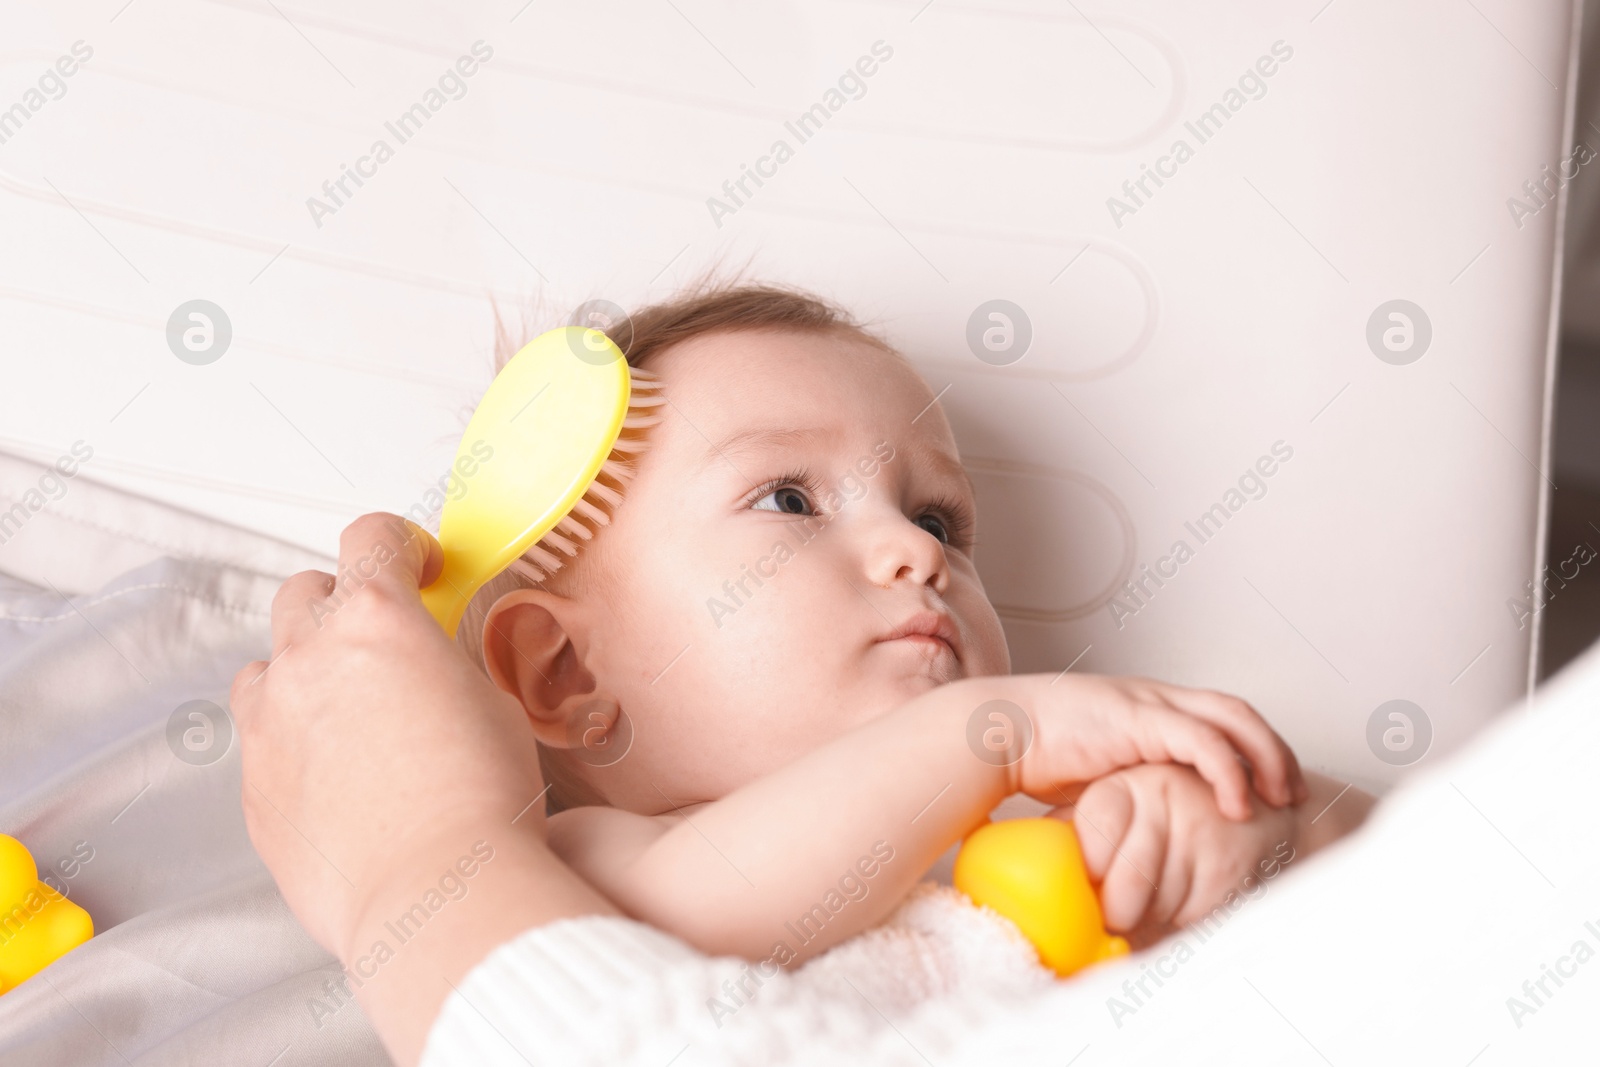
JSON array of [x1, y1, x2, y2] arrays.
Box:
[[923, 449, 978, 501], [706, 426, 833, 464]]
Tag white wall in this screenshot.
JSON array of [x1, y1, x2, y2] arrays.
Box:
[[0, 0, 1578, 793]]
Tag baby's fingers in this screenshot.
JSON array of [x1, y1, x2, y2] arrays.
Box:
[[1153, 687, 1304, 808], [1095, 800, 1167, 932], [1143, 711, 1254, 821], [1064, 781, 1167, 933], [1050, 779, 1132, 882]]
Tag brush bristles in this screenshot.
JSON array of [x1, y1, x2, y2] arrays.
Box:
[[555, 515, 593, 541], [508, 367, 663, 584]]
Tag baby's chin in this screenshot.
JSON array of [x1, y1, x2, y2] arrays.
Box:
[[871, 637, 965, 691]]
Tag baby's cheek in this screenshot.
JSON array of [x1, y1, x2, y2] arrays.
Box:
[[952, 586, 1009, 675]]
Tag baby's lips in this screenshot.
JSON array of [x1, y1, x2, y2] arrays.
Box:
[[877, 608, 961, 653]]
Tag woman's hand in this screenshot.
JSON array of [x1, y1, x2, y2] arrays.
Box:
[[231, 513, 618, 1065]]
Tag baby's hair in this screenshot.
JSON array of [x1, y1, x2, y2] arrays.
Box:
[[456, 267, 900, 811]]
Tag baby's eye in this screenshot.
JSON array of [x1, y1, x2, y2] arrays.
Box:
[[915, 513, 951, 543], [917, 495, 976, 552], [748, 470, 824, 516], [746, 473, 975, 552], [752, 485, 815, 515]]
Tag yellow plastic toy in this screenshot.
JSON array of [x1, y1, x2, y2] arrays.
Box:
[[952, 817, 1129, 977], [0, 834, 93, 993], [420, 326, 664, 638]]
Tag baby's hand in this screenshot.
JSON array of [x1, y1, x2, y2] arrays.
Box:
[[993, 673, 1307, 821], [1054, 763, 1298, 946]]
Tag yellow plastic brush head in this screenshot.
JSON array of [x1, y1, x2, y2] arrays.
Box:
[[420, 326, 664, 637]]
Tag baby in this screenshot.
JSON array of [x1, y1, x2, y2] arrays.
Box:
[[454, 279, 1372, 977]]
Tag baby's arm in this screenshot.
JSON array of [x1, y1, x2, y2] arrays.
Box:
[[547, 673, 1304, 967]]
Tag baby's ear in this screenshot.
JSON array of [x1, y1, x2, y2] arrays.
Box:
[[480, 589, 611, 746]]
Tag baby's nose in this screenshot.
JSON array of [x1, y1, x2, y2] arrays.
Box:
[[861, 513, 949, 594]]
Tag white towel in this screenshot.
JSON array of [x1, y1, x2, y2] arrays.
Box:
[[792, 881, 1057, 1018]]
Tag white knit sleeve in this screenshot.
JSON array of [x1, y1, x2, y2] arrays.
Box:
[[417, 915, 990, 1067]]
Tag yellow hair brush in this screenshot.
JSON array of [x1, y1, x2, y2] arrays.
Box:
[[420, 326, 664, 637]]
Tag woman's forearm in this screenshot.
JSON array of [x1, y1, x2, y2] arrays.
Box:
[[342, 812, 622, 1067]]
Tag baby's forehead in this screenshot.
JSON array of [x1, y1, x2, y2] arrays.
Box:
[[640, 327, 963, 483], [647, 327, 943, 432]]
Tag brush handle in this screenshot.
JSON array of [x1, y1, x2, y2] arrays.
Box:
[[416, 327, 643, 643], [420, 558, 472, 639]]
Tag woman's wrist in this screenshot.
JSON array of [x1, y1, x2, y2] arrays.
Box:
[[336, 811, 516, 967], [340, 825, 622, 1067]]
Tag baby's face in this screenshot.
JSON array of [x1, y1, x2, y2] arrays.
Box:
[[553, 328, 1009, 811]]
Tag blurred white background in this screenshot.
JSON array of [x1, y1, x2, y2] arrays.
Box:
[[0, 0, 1584, 795]]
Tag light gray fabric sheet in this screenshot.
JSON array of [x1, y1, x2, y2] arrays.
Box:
[[0, 451, 389, 1066]]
